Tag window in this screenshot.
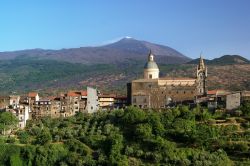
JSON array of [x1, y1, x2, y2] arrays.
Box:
[[149, 74, 152, 79], [184, 91, 186, 94]]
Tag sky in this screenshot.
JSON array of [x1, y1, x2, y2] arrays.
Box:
[[1, 0, 250, 59]]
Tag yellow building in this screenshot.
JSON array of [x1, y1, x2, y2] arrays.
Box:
[[98, 94, 116, 109]]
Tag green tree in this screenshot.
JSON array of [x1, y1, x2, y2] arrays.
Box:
[[135, 123, 152, 139], [122, 106, 146, 124], [240, 102, 250, 116], [0, 112, 18, 135], [17, 131, 30, 144], [36, 128, 52, 145]]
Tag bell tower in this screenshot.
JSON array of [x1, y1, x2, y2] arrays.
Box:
[[196, 55, 207, 96]]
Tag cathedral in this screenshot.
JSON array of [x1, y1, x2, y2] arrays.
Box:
[[128, 51, 207, 109]]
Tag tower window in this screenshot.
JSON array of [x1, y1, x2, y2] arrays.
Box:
[[149, 74, 152, 79]]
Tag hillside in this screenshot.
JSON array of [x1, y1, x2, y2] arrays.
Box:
[[0, 40, 249, 95], [0, 56, 250, 95], [2, 106, 250, 165], [0, 38, 190, 65], [187, 55, 250, 65]]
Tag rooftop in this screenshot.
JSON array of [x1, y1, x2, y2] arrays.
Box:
[[28, 92, 38, 98]]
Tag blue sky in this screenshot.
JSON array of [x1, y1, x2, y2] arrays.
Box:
[[1, 0, 250, 59]]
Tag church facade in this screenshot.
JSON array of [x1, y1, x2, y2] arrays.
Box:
[[128, 51, 207, 109]]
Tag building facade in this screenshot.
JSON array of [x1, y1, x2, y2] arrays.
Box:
[[129, 51, 207, 109]]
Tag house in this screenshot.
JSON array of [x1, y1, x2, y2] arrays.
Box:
[[207, 90, 241, 111], [241, 91, 250, 103], [99, 94, 116, 110], [32, 99, 52, 119]]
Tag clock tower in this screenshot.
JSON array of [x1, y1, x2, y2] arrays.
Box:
[[196, 56, 207, 96]]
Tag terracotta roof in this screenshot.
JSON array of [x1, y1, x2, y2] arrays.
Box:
[[80, 91, 87, 96], [28, 92, 38, 98], [47, 96, 56, 100], [67, 91, 80, 97], [207, 90, 218, 95], [207, 89, 228, 95]]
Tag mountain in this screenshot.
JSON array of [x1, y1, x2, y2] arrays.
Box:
[[209, 55, 250, 65], [0, 38, 191, 64], [187, 55, 250, 65], [0, 39, 249, 95]]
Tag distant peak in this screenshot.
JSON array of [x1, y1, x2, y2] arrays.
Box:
[[119, 36, 135, 41], [124, 36, 133, 39]]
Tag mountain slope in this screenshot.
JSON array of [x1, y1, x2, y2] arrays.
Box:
[[187, 55, 250, 65], [0, 38, 191, 64]]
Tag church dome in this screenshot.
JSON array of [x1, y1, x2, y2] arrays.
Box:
[[144, 61, 159, 69], [144, 51, 159, 69], [143, 50, 160, 79]]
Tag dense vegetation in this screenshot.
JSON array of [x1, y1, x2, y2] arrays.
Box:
[[1, 105, 250, 165]]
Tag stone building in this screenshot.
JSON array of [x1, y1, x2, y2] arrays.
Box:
[[128, 51, 207, 109], [32, 99, 52, 119]]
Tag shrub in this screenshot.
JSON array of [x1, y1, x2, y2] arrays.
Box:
[[7, 137, 16, 144]]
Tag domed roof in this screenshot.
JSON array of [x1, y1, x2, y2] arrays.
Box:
[[144, 61, 159, 69], [144, 51, 159, 69]]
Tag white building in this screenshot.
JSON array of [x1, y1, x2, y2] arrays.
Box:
[[87, 87, 99, 113]]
